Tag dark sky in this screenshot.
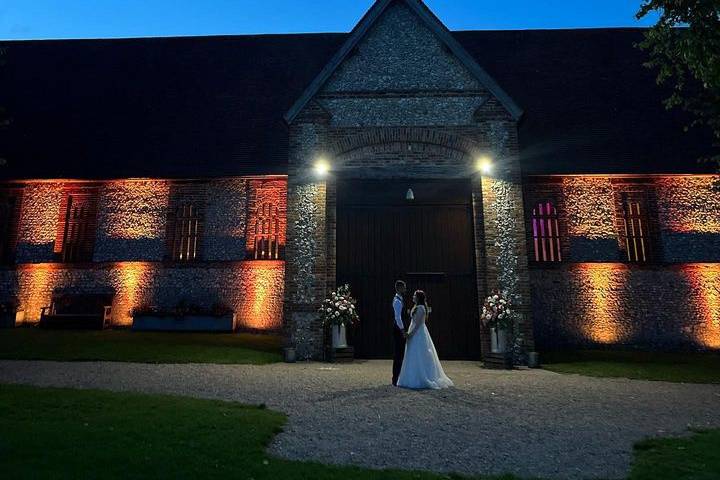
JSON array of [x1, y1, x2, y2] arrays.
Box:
[[0, 0, 658, 40]]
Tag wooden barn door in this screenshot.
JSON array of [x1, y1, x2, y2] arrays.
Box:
[[337, 180, 480, 360]]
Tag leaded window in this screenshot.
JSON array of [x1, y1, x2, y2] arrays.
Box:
[[252, 202, 281, 260], [170, 203, 202, 262], [59, 193, 98, 263], [620, 196, 650, 263], [531, 200, 562, 262]]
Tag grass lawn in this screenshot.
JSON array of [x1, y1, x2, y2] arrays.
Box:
[[0, 384, 506, 480], [0, 328, 282, 365], [630, 430, 720, 480], [542, 350, 720, 384], [1, 384, 718, 480]]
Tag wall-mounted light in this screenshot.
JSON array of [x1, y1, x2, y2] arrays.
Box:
[[314, 159, 330, 177], [406, 188, 415, 201], [476, 156, 493, 175]]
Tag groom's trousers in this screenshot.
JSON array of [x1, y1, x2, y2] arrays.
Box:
[[392, 325, 406, 385]]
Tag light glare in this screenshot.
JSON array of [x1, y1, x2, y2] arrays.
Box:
[[477, 157, 493, 175], [314, 159, 330, 176]]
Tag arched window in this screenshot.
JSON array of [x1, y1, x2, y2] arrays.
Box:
[[531, 200, 562, 262], [252, 202, 280, 260]]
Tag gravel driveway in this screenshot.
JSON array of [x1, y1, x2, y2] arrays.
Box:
[[1, 360, 718, 479]]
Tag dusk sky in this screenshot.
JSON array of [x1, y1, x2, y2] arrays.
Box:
[[1, 0, 658, 40]]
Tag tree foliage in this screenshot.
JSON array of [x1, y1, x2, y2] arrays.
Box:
[[636, 0, 720, 167]]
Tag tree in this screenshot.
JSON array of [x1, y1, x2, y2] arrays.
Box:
[[636, 1, 720, 168]]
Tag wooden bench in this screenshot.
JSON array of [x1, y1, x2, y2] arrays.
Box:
[[40, 294, 113, 330]]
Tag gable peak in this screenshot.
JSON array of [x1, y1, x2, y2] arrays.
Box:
[[285, 0, 522, 123]]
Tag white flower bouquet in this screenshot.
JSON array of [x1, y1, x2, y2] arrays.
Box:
[[481, 289, 513, 331], [318, 284, 360, 327]]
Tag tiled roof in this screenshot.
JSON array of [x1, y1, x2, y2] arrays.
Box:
[[0, 28, 715, 180]]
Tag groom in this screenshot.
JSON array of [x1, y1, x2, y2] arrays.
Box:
[[392, 280, 408, 386]]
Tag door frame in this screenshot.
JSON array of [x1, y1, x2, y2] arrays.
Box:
[[334, 178, 482, 359]]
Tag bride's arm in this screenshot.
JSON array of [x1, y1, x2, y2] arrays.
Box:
[[407, 306, 425, 337]]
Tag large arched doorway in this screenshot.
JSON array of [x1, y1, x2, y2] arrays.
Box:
[[336, 179, 481, 359]]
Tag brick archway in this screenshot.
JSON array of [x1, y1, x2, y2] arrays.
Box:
[[326, 127, 484, 164], [317, 127, 490, 360]]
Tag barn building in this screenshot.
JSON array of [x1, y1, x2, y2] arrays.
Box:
[[1, 0, 718, 360]]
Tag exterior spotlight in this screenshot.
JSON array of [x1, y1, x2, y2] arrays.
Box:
[[477, 157, 493, 175], [314, 159, 330, 177]]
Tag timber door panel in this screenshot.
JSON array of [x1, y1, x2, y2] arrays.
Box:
[[337, 180, 480, 360]]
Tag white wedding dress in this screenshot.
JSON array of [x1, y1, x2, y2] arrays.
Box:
[[397, 305, 454, 390]]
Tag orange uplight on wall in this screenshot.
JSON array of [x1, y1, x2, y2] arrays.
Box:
[[17, 184, 64, 246], [16, 264, 56, 322], [576, 263, 629, 344], [562, 177, 617, 239], [102, 180, 169, 240], [684, 264, 720, 349], [238, 260, 285, 331], [656, 176, 720, 234], [113, 262, 153, 326]]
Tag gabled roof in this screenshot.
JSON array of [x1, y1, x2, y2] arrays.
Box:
[[284, 0, 523, 124], [0, 29, 716, 181]]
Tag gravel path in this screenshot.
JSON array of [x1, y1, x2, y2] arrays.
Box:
[[1, 360, 718, 479]]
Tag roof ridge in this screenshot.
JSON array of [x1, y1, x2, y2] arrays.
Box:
[[1, 27, 656, 45], [0, 32, 349, 44]]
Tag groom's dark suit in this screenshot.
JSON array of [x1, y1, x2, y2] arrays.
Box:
[[392, 292, 408, 386]]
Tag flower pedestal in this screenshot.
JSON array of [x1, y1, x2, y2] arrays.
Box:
[[331, 324, 348, 349], [326, 346, 355, 363], [326, 324, 354, 363], [319, 284, 358, 363], [490, 327, 507, 354], [484, 328, 512, 370]]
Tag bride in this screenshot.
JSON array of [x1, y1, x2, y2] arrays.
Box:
[[397, 290, 454, 390]]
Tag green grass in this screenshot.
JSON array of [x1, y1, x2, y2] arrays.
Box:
[[542, 350, 720, 384], [0, 328, 282, 364], [629, 430, 720, 480], [0, 384, 515, 480], [1, 384, 718, 480]]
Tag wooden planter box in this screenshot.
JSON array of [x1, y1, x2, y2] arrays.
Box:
[[132, 314, 236, 333]]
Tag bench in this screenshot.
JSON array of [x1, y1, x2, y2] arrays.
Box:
[[40, 294, 113, 330]]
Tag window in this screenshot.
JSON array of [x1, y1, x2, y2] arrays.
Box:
[[251, 202, 281, 260], [531, 200, 562, 262], [0, 195, 19, 263], [169, 203, 202, 262], [620, 195, 650, 263], [58, 192, 98, 263]]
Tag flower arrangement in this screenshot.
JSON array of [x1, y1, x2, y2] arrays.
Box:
[[481, 290, 514, 331], [318, 284, 359, 327]]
